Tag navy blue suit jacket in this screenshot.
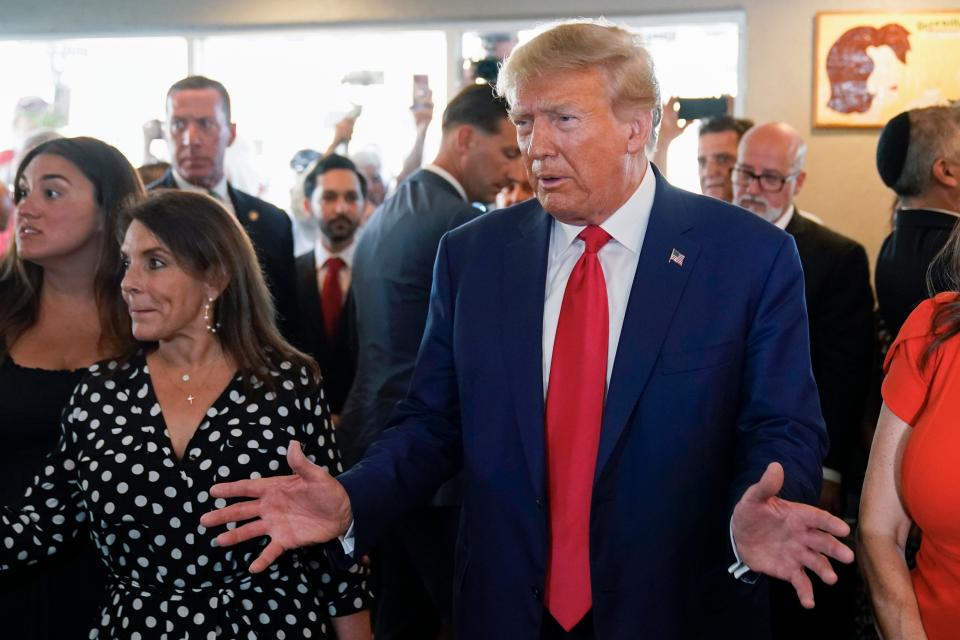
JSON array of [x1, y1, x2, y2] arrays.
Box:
[[339, 168, 827, 639]]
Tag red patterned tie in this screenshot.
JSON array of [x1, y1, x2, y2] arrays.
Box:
[[544, 224, 611, 631], [321, 257, 346, 343]]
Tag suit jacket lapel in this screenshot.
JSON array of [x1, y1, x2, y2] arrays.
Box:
[[148, 169, 177, 191], [296, 252, 328, 350], [227, 184, 247, 224], [785, 207, 807, 237], [415, 169, 467, 202], [595, 172, 700, 480], [503, 203, 552, 495]]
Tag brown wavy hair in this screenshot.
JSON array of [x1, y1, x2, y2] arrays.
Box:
[[120, 190, 319, 391], [921, 221, 960, 369], [0, 137, 144, 361]]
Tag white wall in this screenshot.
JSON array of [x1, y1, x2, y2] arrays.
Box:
[[2, 0, 949, 268]]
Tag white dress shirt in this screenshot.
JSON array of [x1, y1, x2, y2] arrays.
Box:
[[772, 206, 823, 231], [542, 164, 656, 392], [314, 237, 356, 299], [172, 170, 235, 216]]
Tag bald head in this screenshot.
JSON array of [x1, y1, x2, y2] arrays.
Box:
[[733, 122, 807, 224]]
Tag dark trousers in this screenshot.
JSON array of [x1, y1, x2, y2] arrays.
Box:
[[769, 557, 857, 639], [372, 506, 460, 640], [540, 610, 595, 640]]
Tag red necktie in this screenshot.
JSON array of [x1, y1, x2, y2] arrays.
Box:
[[321, 257, 346, 343], [544, 225, 611, 631]]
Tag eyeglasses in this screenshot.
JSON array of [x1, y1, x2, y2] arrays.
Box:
[[732, 166, 799, 193]]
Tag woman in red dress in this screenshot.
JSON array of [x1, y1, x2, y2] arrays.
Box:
[[860, 222, 960, 639]]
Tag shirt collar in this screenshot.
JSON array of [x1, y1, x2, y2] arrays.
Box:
[[314, 236, 356, 271], [423, 164, 468, 202], [172, 169, 230, 203], [773, 205, 796, 230], [552, 162, 656, 257]]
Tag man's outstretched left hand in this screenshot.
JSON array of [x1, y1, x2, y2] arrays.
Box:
[[732, 462, 855, 608]]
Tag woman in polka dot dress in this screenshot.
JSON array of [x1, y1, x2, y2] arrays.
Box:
[[0, 191, 371, 639]]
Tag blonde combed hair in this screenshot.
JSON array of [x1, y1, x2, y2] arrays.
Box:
[[496, 19, 662, 134]]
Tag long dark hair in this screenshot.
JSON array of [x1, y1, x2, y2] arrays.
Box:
[[121, 190, 319, 390], [921, 223, 960, 368], [0, 137, 144, 360]]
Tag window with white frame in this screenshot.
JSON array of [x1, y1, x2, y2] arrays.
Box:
[[0, 12, 742, 205]]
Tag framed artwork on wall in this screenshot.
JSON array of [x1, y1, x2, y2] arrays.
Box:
[[813, 11, 960, 128]]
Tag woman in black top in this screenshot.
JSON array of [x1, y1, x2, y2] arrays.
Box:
[[0, 137, 143, 638], [0, 191, 371, 638]]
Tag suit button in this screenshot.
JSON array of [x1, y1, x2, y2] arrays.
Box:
[[531, 586, 542, 600], [536, 496, 544, 509]]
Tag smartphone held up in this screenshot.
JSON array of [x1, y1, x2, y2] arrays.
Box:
[[675, 96, 731, 121]]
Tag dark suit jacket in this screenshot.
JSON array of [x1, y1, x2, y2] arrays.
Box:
[[148, 169, 298, 339], [338, 169, 483, 470], [339, 168, 826, 639], [293, 250, 355, 414], [786, 210, 875, 477], [876, 208, 958, 337]]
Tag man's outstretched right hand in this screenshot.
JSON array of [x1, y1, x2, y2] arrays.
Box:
[[200, 440, 353, 573]]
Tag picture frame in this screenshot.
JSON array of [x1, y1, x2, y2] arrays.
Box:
[[813, 11, 960, 128]]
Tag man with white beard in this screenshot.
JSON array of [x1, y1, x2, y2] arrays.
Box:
[[733, 122, 876, 640]]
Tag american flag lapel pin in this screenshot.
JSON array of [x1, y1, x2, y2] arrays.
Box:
[[669, 248, 685, 267]]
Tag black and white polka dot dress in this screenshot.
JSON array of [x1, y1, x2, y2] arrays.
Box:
[[0, 352, 371, 639]]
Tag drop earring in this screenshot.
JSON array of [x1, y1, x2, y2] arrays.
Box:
[[203, 296, 219, 334]]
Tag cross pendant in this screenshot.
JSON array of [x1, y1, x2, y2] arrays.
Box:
[[187, 395, 194, 405]]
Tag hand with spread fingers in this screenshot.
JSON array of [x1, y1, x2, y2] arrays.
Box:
[[201, 440, 353, 573], [732, 462, 855, 608]]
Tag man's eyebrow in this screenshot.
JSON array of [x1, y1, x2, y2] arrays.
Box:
[[509, 101, 582, 119]]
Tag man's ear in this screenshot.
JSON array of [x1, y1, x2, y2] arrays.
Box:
[[454, 124, 475, 153], [302, 197, 313, 216], [793, 170, 807, 195], [933, 157, 960, 189], [227, 122, 237, 148], [625, 109, 653, 155]]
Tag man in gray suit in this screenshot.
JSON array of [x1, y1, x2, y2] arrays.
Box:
[[339, 83, 522, 640]]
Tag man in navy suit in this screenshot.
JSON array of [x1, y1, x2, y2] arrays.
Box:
[[204, 21, 853, 640], [150, 76, 297, 338]]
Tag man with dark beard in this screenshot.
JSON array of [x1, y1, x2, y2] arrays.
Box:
[[293, 153, 366, 419]]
